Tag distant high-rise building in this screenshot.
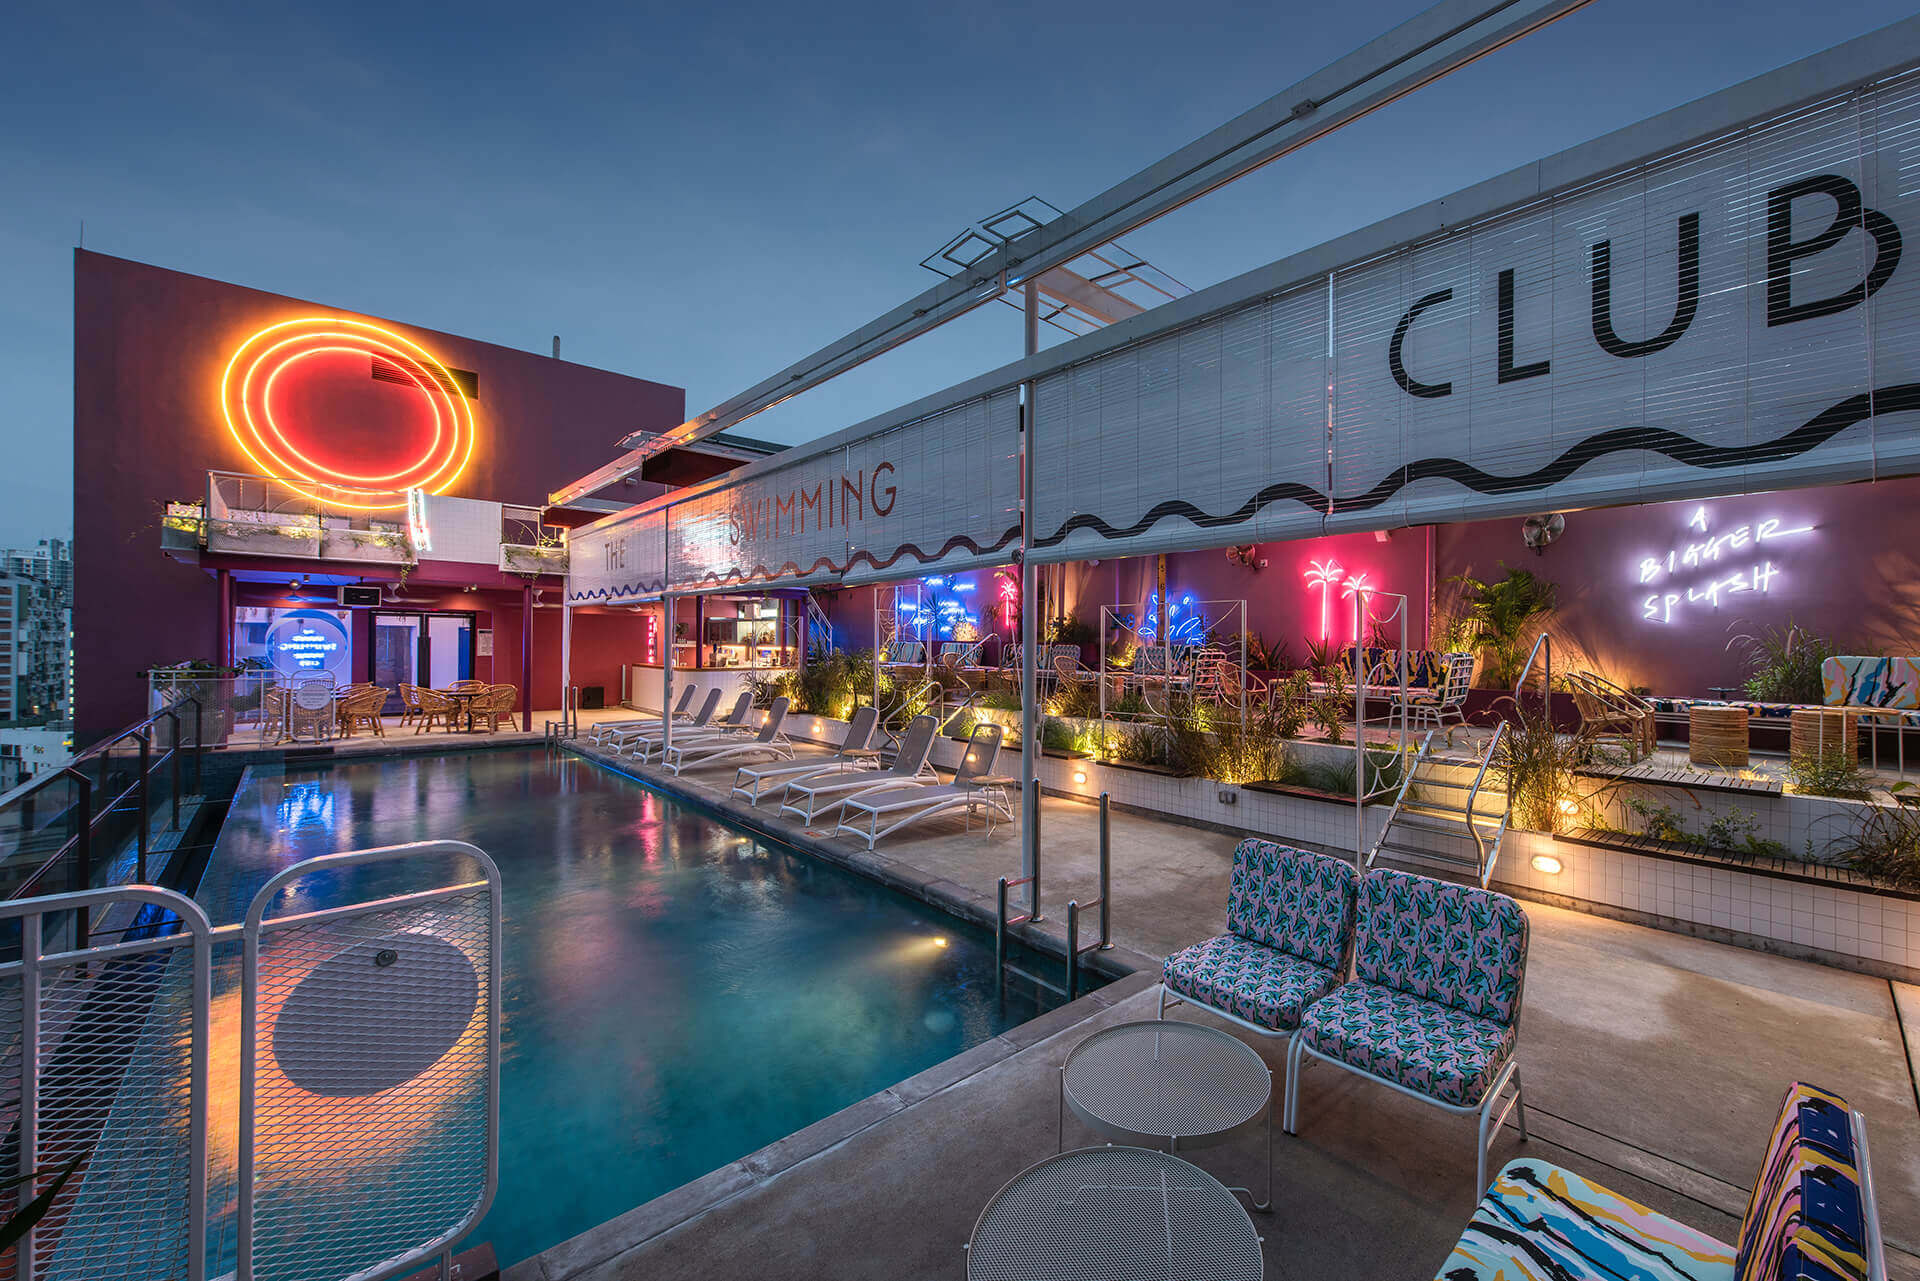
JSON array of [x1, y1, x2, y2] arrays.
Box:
[[0, 538, 73, 724]]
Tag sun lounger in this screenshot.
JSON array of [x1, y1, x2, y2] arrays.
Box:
[[603, 687, 723, 752], [663, 698, 792, 774], [588, 685, 693, 743], [626, 691, 757, 760], [835, 722, 1007, 849], [779, 715, 938, 825], [732, 706, 881, 804]]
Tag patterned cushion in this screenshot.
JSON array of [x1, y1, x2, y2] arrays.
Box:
[[1438, 1158, 1737, 1281], [1339, 646, 1443, 689], [1650, 697, 1796, 720], [1822, 656, 1920, 711], [1300, 982, 1515, 1107], [1162, 934, 1344, 1033], [1355, 870, 1528, 1024], [1223, 838, 1358, 968], [1734, 1084, 1872, 1281]]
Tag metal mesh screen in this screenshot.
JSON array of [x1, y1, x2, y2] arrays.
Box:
[[0, 892, 208, 1281], [968, 1147, 1262, 1281], [242, 848, 497, 1281]]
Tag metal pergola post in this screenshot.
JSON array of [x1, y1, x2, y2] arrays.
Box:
[[1019, 279, 1041, 920], [661, 594, 675, 757]]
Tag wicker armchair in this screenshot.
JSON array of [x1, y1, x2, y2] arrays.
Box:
[[286, 678, 337, 742], [337, 686, 389, 737], [397, 684, 424, 728], [1567, 670, 1655, 761], [261, 686, 290, 744], [472, 684, 518, 732], [414, 688, 458, 734]]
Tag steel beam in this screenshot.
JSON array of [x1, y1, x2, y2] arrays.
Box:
[[550, 0, 1594, 505]]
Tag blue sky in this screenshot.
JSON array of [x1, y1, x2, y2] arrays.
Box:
[[5, 0, 1915, 547]]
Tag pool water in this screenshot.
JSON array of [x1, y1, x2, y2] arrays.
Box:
[[198, 748, 1075, 1266]]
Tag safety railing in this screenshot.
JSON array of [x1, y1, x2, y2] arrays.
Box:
[[0, 842, 501, 1281], [1513, 631, 1553, 702], [0, 695, 205, 951]]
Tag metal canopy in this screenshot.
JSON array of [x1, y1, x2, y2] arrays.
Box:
[[549, 0, 1596, 506]]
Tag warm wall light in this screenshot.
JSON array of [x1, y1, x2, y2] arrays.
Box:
[[1073, 770, 1088, 784], [1557, 799, 1580, 816], [1530, 854, 1563, 875], [932, 936, 949, 948]]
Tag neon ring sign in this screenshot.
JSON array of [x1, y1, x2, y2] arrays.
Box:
[[220, 317, 476, 511]]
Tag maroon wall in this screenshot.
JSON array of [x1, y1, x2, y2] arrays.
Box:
[[1435, 476, 1920, 697], [73, 251, 685, 741]]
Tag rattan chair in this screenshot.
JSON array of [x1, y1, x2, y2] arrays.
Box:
[[1568, 670, 1656, 761], [472, 684, 517, 732], [337, 686, 388, 737], [414, 688, 458, 734], [397, 684, 424, 728]]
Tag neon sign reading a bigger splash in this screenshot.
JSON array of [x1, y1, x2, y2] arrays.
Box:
[[1637, 504, 1814, 624]]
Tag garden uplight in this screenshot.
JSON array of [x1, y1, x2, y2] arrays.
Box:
[[1530, 854, 1564, 875]]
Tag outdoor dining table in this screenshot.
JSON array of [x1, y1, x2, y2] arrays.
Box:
[[441, 689, 481, 732]]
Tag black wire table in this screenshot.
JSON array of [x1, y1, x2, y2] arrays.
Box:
[[1059, 1019, 1274, 1212], [967, 1146, 1263, 1281]]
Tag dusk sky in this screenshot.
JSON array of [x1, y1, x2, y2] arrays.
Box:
[[5, 0, 1915, 548]]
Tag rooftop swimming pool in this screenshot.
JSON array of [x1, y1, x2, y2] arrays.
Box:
[[198, 747, 1082, 1266]]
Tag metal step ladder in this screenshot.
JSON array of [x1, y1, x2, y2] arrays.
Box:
[[1367, 726, 1510, 886]]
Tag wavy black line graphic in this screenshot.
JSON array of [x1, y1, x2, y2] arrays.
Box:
[[1035, 384, 1920, 545], [577, 527, 1023, 598]]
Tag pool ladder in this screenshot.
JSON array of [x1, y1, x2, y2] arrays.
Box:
[[996, 788, 1112, 1003]]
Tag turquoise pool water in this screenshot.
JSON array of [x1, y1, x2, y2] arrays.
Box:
[[198, 748, 1075, 1266]]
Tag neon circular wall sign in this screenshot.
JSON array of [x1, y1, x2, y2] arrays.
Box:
[[220, 318, 477, 511]]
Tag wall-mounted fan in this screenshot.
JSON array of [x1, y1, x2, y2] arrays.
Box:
[[1521, 512, 1565, 556]]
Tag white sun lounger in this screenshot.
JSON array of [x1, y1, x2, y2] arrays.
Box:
[[836, 723, 1009, 849], [732, 706, 881, 804], [663, 698, 792, 775], [626, 691, 757, 761], [779, 715, 939, 825], [588, 685, 693, 743], [604, 687, 723, 752]]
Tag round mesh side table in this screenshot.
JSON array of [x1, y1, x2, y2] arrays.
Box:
[[967, 1146, 1264, 1281], [1059, 1020, 1273, 1212]]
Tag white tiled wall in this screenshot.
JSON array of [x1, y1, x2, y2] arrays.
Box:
[[1041, 757, 1920, 980]]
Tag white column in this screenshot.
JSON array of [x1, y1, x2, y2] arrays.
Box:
[[1019, 278, 1040, 917], [661, 595, 674, 756], [560, 602, 574, 729]]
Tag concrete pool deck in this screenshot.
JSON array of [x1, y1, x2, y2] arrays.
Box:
[[527, 737, 1920, 1280]]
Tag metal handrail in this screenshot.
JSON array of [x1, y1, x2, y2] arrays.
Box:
[[1464, 722, 1508, 886], [2, 695, 206, 945], [1513, 632, 1553, 700], [1065, 793, 1115, 1000], [1366, 730, 1433, 869]]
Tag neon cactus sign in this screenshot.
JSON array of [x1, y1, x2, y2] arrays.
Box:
[[1637, 504, 1813, 624]]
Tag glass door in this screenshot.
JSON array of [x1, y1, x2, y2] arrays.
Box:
[[372, 611, 475, 713]]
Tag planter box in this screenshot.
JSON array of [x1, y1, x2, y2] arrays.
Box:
[[501, 544, 569, 576], [319, 525, 413, 564], [205, 512, 320, 557]]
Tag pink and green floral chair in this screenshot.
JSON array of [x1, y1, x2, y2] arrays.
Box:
[[1159, 838, 1359, 1049], [1438, 1081, 1885, 1280], [1286, 868, 1531, 1193]]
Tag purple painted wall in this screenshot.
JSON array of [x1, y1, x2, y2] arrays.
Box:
[[1435, 476, 1920, 697], [73, 250, 685, 741]]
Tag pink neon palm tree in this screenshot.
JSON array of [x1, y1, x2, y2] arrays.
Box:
[[1304, 558, 1344, 641], [1341, 572, 1373, 643]]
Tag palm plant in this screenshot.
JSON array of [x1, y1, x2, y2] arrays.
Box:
[[1727, 620, 1834, 704], [1445, 566, 1558, 688]]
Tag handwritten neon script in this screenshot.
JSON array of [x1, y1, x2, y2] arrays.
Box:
[[1638, 505, 1812, 623]]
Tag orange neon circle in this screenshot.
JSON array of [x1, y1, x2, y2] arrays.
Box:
[[219, 317, 477, 511]]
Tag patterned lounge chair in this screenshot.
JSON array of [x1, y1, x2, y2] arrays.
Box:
[[1438, 1081, 1886, 1280], [1286, 868, 1530, 1194], [1159, 839, 1359, 1057]]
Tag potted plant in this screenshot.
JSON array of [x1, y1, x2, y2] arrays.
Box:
[[1441, 565, 1558, 689]]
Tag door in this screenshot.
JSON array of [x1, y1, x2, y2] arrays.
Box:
[[372, 611, 475, 713]]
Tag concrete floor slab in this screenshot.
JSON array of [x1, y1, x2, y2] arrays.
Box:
[[561, 741, 1920, 1276]]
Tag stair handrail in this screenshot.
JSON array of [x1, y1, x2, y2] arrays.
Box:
[[1465, 721, 1507, 886], [1513, 632, 1552, 700], [1365, 729, 1434, 868]]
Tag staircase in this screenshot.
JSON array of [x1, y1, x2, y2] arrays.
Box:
[[1367, 727, 1511, 886]]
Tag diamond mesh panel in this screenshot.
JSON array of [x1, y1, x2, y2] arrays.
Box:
[[0, 919, 201, 1281], [247, 886, 493, 1281], [969, 1147, 1262, 1281]]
